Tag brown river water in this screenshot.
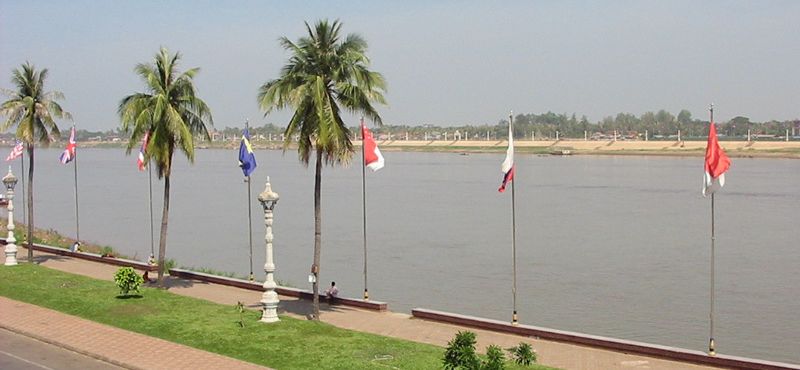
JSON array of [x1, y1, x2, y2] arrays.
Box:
[[22, 147, 800, 364]]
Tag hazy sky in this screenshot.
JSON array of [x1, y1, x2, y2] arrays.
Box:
[[2, 1, 798, 131]]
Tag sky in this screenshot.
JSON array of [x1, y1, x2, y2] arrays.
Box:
[[1, 0, 799, 131]]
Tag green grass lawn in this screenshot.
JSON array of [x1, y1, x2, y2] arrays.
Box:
[[0, 264, 554, 370]]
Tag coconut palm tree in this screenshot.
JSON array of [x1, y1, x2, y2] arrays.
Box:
[[258, 19, 387, 319], [1, 62, 71, 263], [119, 47, 212, 285]]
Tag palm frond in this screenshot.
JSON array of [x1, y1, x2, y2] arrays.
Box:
[[118, 47, 212, 177], [259, 19, 386, 169], [1, 62, 69, 145]]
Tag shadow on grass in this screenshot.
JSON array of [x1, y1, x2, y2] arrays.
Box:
[[143, 276, 199, 290], [115, 294, 143, 299], [277, 297, 353, 320], [31, 254, 71, 264], [144, 274, 361, 321]]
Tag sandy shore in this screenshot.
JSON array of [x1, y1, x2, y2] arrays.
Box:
[[73, 139, 800, 159], [358, 139, 800, 158]]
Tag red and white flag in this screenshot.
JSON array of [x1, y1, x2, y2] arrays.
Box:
[[6, 141, 24, 162], [361, 123, 384, 171], [498, 122, 514, 192], [137, 131, 150, 171], [703, 121, 731, 196], [59, 126, 76, 164]]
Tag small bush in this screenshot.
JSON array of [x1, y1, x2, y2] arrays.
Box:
[[482, 345, 506, 370], [13, 229, 24, 243], [507, 342, 536, 366], [100, 246, 115, 257], [114, 267, 144, 296], [186, 266, 237, 278], [163, 258, 177, 272], [276, 279, 296, 288], [443, 331, 480, 370]]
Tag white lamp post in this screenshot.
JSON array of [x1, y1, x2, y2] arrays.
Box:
[[258, 177, 280, 323], [3, 166, 19, 266]]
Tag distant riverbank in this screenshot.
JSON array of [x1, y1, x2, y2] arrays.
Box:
[[73, 139, 800, 158], [365, 139, 800, 159]]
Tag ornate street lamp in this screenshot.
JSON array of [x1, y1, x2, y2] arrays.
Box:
[[258, 177, 280, 323], [3, 167, 19, 266]]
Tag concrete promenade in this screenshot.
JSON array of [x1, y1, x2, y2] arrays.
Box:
[[5, 248, 718, 370], [0, 297, 268, 370]]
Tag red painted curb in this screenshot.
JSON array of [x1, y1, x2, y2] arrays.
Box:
[[1, 239, 157, 272], [412, 308, 799, 370], [168, 268, 387, 311]]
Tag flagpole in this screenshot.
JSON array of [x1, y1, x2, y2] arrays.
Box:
[[709, 192, 716, 356], [246, 119, 255, 281], [510, 111, 518, 325], [247, 174, 254, 281], [148, 160, 155, 259], [361, 116, 369, 300], [708, 103, 716, 356], [20, 148, 26, 233], [73, 125, 80, 244]]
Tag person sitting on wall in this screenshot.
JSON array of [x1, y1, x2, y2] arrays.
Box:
[[70, 241, 80, 252], [325, 281, 339, 304]]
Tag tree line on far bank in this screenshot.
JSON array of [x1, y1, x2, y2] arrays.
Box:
[[5, 109, 795, 145], [381, 111, 800, 141]]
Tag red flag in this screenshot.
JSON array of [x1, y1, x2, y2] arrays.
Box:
[[361, 124, 384, 171], [59, 127, 76, 164], [499, 166, 514, 193], [6, 141, 24, 162], [703, 121, 731, 196], [137, 131, 150, 171]]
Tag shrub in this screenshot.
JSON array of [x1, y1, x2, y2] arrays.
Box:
[[276, 279, 296, 288], [163, 258, 177, 272], [443, 331, 480, 370], [187, 266, 237, 278], [482, 345, 506, 370], [100, 246, 115, 257], [114, 267, 143, 296], [13, 229, 24, 243], [507, 342, 536, 366]]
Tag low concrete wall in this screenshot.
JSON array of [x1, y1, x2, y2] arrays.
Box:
[[412, 308, 799, 370], [168, 268, 387, 311], [1, 239, 157, 272]]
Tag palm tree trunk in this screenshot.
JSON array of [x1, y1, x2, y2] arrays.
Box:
[[26, 143, 34, 263], [312, 149, 322, 319], [157, 173, 170, 287]]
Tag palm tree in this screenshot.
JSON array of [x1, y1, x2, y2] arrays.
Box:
[[258, 19, 387, 319], [1, 62, 71, 263], [119, 47, 212, 285]]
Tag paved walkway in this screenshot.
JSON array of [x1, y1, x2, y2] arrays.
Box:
[[12, 248, 714, 370], [0, 297, 268, 370], [0, 328, 123, 370]]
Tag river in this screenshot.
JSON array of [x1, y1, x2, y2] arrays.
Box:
[[18, 147, 800, 364]]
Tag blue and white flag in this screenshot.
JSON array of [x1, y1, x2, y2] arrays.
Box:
[[238, 128, 257, 177]]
